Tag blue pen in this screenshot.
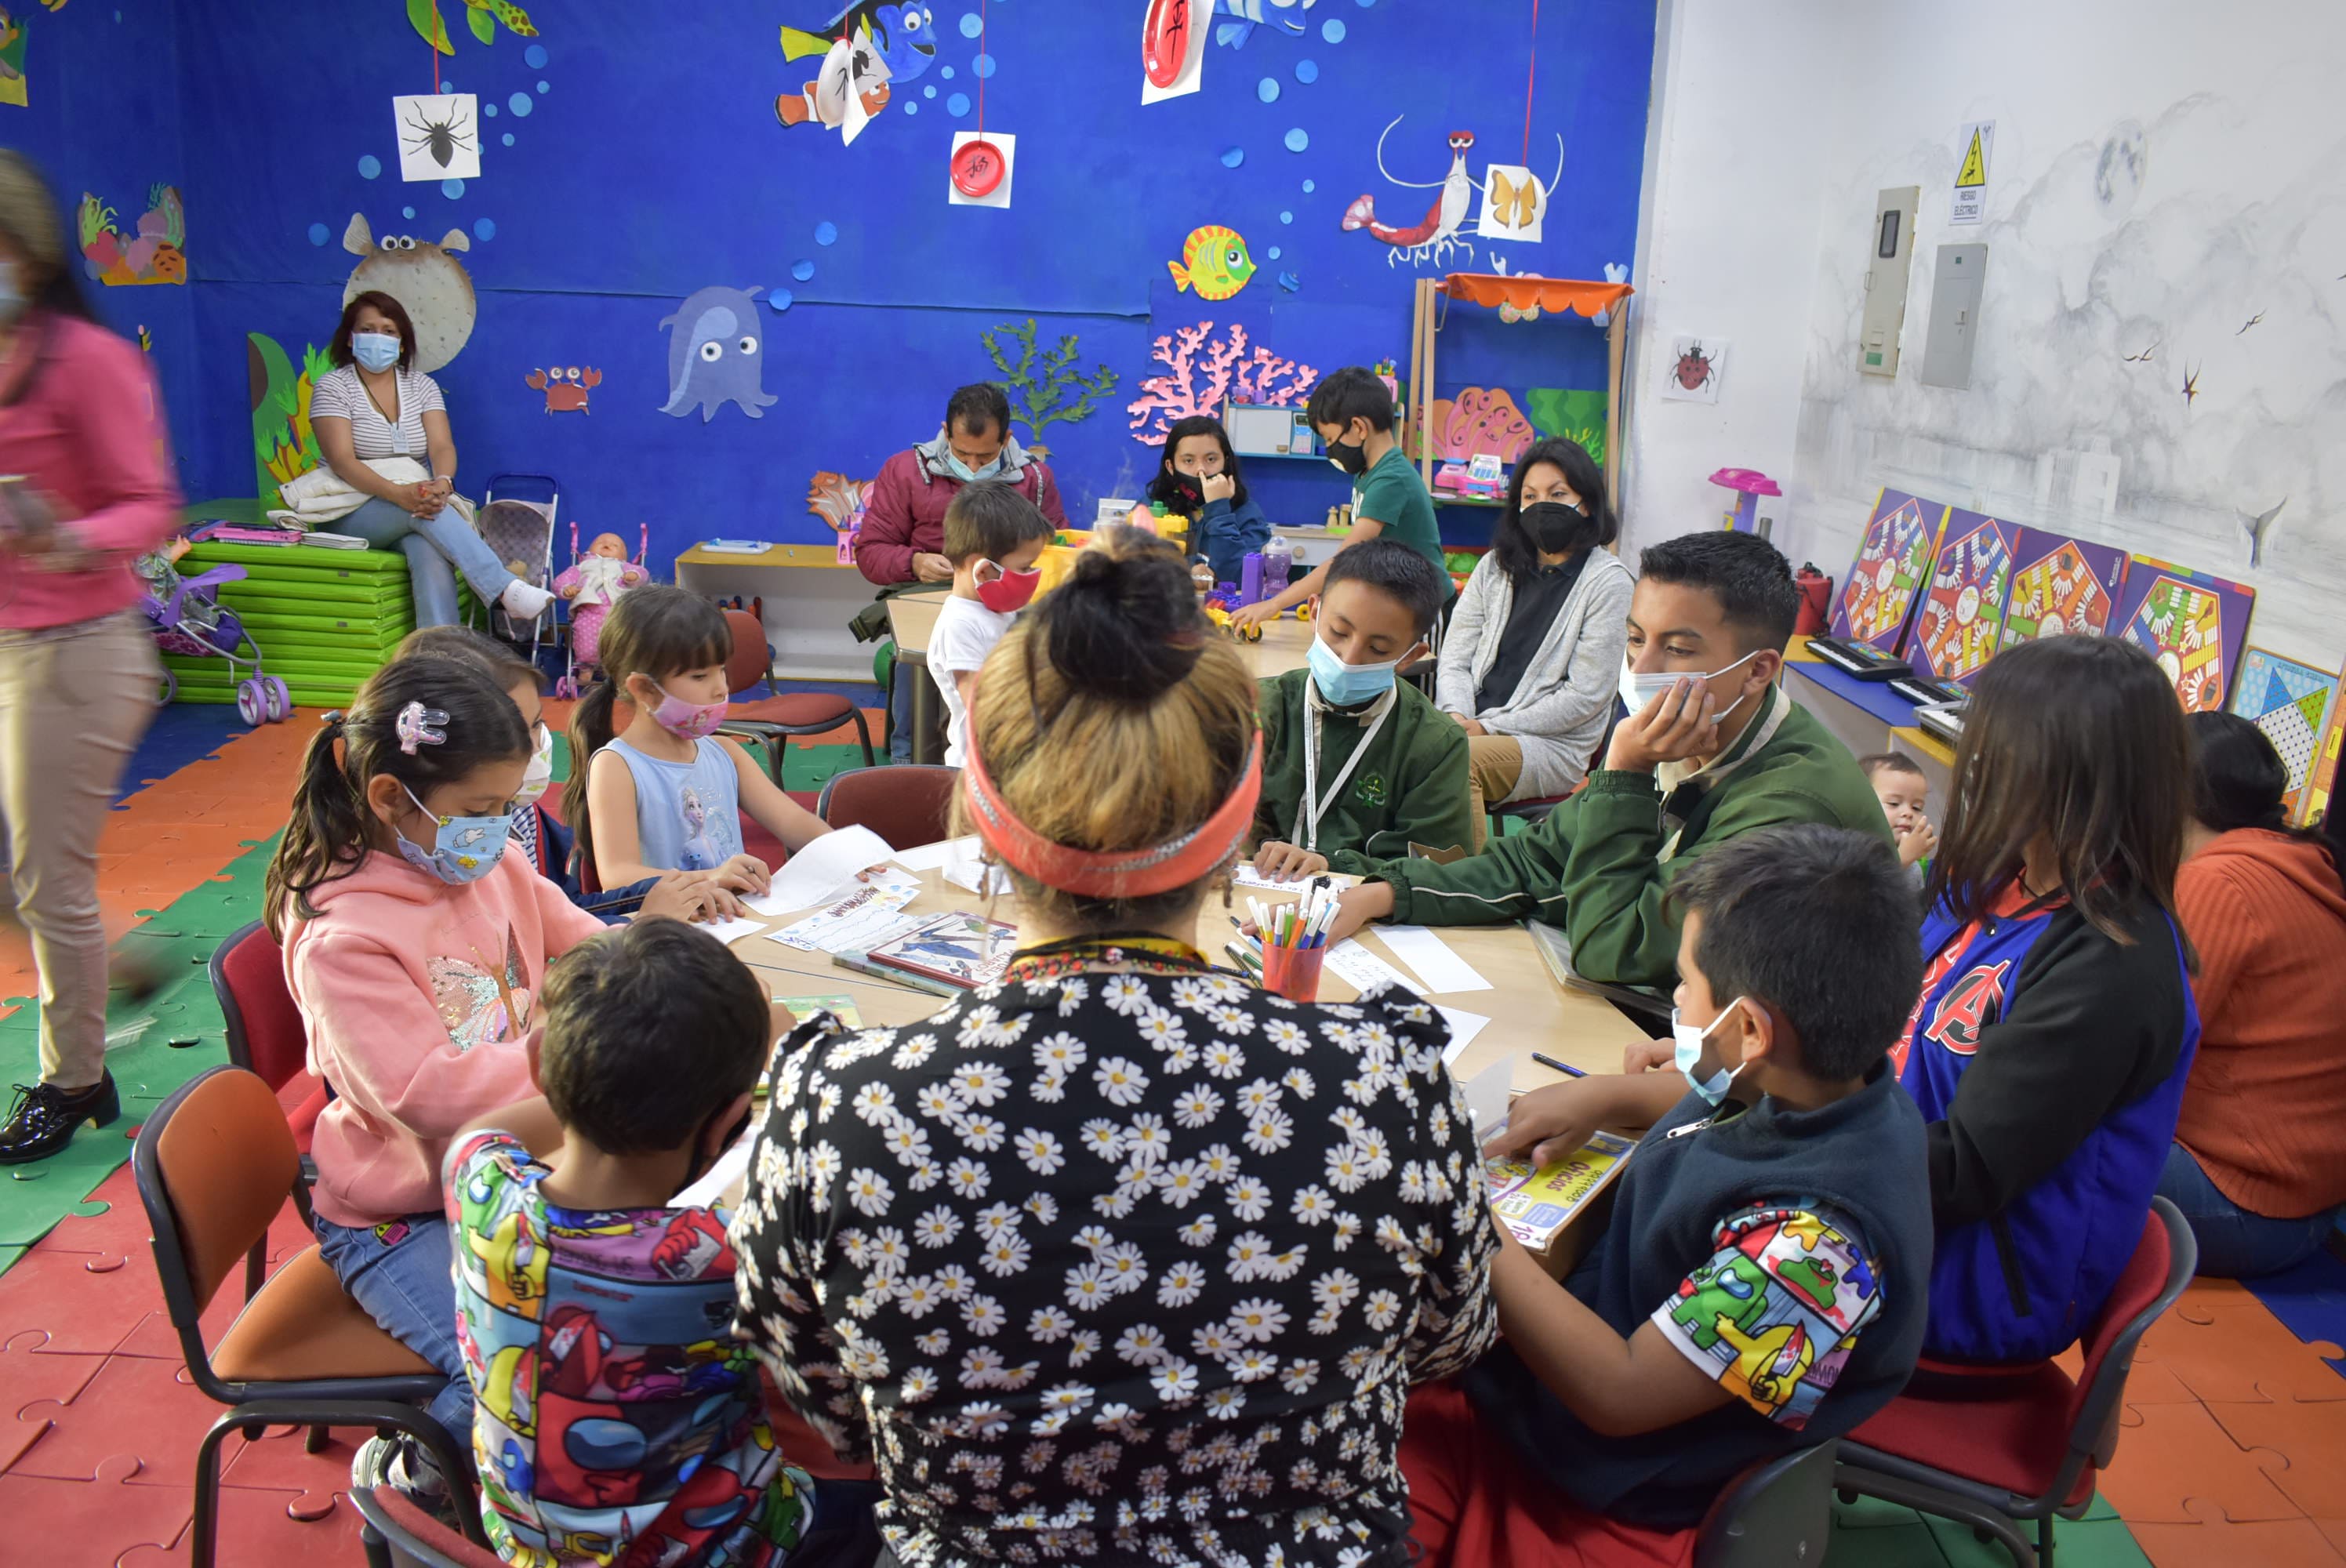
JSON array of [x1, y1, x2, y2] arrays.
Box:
[[1531, 1052, 1585, 1078]]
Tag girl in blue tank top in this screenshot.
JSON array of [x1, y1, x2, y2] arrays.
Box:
[[564, 586, 833, 906]]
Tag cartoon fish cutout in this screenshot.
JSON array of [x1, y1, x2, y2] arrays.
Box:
[[659, 285, 777, 423], [1213, 0, 1313, 49], [781, 2, 937, 86], [1168, 225, 1257, 300]]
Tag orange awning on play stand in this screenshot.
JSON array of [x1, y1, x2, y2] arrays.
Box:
[[1437, 274, 1635, 318]]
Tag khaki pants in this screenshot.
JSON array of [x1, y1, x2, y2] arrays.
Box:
[[1465, 733, 1525, 853], [0, 613, 159, 1089]]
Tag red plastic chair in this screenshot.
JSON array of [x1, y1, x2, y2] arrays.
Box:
[[354, 1483, 503, 1567], [816, 764, 959, 854], [1832, 1196, 2197, 1568], [209, 922, 329, 1236], [717, 608, 875, 782]]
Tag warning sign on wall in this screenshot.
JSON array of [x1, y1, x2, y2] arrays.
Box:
[[1952, 120, 1994, 225]]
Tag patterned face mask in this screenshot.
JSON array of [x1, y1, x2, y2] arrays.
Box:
[[394, 781, 511, 884]]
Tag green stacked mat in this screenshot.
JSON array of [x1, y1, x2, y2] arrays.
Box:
[[160, 539, 475, 707]]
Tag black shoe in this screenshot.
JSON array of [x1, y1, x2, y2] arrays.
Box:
[[0, 1073, 121, 1164]]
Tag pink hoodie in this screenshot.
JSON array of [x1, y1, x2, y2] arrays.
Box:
[[285, 844, 604, 1228]]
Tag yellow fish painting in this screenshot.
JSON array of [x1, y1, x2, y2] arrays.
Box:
[[1168, 225, 1258, 300]]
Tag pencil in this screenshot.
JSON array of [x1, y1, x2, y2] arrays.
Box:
[[1531, 1052, 1586, 1078]]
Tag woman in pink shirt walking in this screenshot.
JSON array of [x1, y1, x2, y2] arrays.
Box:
[[0, 152, 181, 1163]]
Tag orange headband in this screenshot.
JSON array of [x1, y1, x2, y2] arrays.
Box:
[[962, 733, 1263, 900]]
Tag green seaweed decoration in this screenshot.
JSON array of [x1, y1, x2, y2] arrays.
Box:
[[1524, 387, 1608, 471], [248, 332, 331, 512], [982, 318, 1117, 459], [407, 0, 537, 54]]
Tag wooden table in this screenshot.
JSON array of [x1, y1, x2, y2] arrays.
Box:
[[729, 854, 1649, 1097]]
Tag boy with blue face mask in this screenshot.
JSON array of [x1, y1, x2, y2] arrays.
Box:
[[1401, 825, 1931, 1544], [1319, 532, 1893, 991], [1251, 539, 1474, 878]]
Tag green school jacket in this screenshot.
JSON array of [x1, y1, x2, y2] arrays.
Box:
[[1366, 689, 1894, 989], [1253, 670, 1476, 876]]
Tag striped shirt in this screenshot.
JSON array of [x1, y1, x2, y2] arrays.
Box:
[[308, 365, 445, 462]]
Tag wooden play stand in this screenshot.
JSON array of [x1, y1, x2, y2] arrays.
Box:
[[1406, 274, 1635, 531]]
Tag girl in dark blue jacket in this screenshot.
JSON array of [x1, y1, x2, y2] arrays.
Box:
[[1894, 635, 2199, 1364], [1149, 414, 1273, 589]]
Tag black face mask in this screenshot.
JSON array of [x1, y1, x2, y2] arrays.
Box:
[[1326, 437, 1371, 477], [1522, 500, 1590, 556]]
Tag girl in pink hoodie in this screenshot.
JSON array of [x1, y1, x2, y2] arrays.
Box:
[[266, 657, 607, 1446]]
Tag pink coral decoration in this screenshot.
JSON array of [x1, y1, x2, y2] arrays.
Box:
[[1422, 387, 1536, 465], [1127, 321, 1319, 443]]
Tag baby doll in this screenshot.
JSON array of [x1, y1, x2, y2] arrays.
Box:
[[554, 532, 649, 670]]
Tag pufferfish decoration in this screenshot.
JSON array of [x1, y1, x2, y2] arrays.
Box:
[[657, 285, 777, 422]]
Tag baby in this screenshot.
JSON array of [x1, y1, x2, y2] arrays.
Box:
[[554, 531, 648, 668], [1860, 751, 1936, 870]]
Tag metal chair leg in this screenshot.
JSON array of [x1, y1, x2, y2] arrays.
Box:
[[189, 1412, 256, 1568], [306, 1422, 330, 1453], [848, 707, 876, 768]]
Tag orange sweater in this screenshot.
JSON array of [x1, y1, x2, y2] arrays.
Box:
[[2172, 829, 2346, 1219]]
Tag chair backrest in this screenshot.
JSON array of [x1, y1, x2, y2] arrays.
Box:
[[133, 1066, 302, 1336], [1695, 1441, 1838, 1568], [723, 608, 772, 698], [2067, 1196, 2196, 1468], [351, 1485, 507, 1568], [210, 920, 307, 1092], [816, 764, 960, 853]]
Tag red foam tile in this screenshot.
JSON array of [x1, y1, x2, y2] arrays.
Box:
[[0, 1457, 191, 1563], [0, 1248, 158, 1356], [0, 1341, 104, 1475], [10, 1353, 228, 1489], [217, 1420, 361, 1510]]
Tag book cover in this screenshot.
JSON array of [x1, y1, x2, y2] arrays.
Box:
[[2000, 528, 2130, 647], [867, 912, 1020, 990], [1486, 1130, 1638, 1251], [2114, 556, 2257, 713], [1827, 489, 1943, 655], [2229, 648, 2342, 823], [2305, 673, 2346, 830], [1906, 509, 2018, 688]]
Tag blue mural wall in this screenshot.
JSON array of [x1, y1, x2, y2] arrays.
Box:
[[0, 1, 199, 488], [165, 0, 1654, 565]]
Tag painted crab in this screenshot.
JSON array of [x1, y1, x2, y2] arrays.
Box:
[[526, 366, 601, 414]]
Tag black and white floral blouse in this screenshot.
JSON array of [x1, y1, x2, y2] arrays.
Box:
[[731, 956, 1499, 1568]]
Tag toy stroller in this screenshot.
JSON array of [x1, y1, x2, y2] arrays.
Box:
[[473, 472, 562, 655], [551, 521, 650, 697], [135, 546, 289, 724]]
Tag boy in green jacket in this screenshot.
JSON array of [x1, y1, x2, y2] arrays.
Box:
[[1251, 539, 1475, 878], [1317, 532, 1892, 989]]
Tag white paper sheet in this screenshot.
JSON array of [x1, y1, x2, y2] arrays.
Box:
[[670, 1133, 754, 1210], [696, 913, 772, 948], [1324, 938, 1421, 996], [942, 837, 1015, 896], [946, 132, 1017, 210], [1378, 925, 1494, 994], [1230, 864, 1318, 894], [393, 93, 482, 182], [892, 837, 961, 873], [744, 825, 895, 916], [770, 882, 924, 954], [1138, 0, 1208, 105], [1436, 1007, 1491, 1065], [1461, 1058, 1514, 1144]]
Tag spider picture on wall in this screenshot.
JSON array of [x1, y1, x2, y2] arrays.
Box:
[[393, 92, 481, 182]]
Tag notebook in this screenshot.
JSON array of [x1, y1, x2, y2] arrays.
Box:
[[866, 912, 1019, 990]]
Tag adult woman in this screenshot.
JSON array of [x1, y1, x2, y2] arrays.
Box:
[[310, 292, 551, 629], [2160, 713, 2346, 1276], [0, 153, 178, 1163], [1146, 413, 1273, 589], [734, 547, 1498, 1567], [1433, 437, 1632, 848]]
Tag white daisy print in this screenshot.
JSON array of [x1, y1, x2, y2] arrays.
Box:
[[1014, 1127, 1066, 1176], [1171, 1086, 1224, 1130], [1093, 1057, 1150, 1107], [846, 1167, 895, 1216]]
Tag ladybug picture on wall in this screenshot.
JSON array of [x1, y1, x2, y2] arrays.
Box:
[[1660, 333, 1727, 403]]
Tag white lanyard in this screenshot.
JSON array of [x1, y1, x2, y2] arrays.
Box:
[[1295, 686, 1396, 851]]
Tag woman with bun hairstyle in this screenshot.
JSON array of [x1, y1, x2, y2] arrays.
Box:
[[2160, 711, 2346, 1276], [1433, 437, 1632, 848], [733, 546, 1499, 1568]]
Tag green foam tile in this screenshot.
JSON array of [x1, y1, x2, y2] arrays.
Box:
[[1826, 1517, 1952, 1566], [1920, 1510, 2148, 1568]]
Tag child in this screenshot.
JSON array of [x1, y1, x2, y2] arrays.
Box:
[[1408, 824, 1930, 1555], [567, 584, 831, 899], [1228, 365, 1448, 632], [928, 479, 1055, 768], [1145, 413, 1273, 589], [1899, 634, 2197, 1363], [1860, 750, 1937, 871], [1251, 539, 1474, 877], [265, 659, 613, 1453], [438, 918, 878, 1566]]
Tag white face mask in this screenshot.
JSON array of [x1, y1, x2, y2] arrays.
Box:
[[1672, 999, 1748, 1105], [514, 724, 554, 807], [1619, 649, 1762, 720]]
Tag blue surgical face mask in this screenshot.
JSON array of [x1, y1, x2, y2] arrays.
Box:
[[1672, 999, 1748, 1105], [1619, 648, 1761, 718], [944, 450, 1006, 484], [394, 781, 510, 884], [1306, 633, 1402, 707], [352, 332, 402, 373]]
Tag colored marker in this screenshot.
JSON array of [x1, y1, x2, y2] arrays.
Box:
[[1531, 1052, 1585, 1078]]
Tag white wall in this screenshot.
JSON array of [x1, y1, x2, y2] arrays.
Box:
[[1630, 0, 2346, 672]]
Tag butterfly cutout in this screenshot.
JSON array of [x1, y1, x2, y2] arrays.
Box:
[[1490, 169, 1542, 230]]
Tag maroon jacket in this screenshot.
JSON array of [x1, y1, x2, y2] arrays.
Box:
[[853, 434, 1069, 585]]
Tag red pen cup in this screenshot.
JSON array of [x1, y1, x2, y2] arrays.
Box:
[[1260, 942, 1327, 1004]]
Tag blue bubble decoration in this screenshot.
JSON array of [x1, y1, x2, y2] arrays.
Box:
[[473, 218, 497, 241], [307, 223, 329, 246], [792, 259, 816, 281], [1295, 59, 1319, 83], [357, 154, 382, 179], [441, 180, 466, 200], [1323, 19, 1348, 41], [1257, 77, 1280, 103], [974, 53, 996, 78], [948, 92, 971, 118], [501, 132, 515, 146], [815, 221, 838, 246], [524, 43, 549, 68], [770, 290, 794, 311], [1222, 147, 1246, 168], [1284, 128, 1309, 152], [958, 10, 982, 36], [507, 92, 533, 117]]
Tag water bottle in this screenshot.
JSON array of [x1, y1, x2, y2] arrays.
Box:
[[1262, 538, 1294, 600]]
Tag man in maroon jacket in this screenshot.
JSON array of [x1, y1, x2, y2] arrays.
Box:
[[858, 383, 1069, 757]]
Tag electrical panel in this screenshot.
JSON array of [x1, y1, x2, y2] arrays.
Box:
[[1858, 186, 1921, 378], [1919, 244, 1988, 390]]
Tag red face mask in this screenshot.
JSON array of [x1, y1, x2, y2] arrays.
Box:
[[975, 560, 1042, 614]]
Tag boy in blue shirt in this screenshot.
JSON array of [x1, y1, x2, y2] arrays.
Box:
[[1417, 825, 1932, 1542], [431, 919, 878, 1566]]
